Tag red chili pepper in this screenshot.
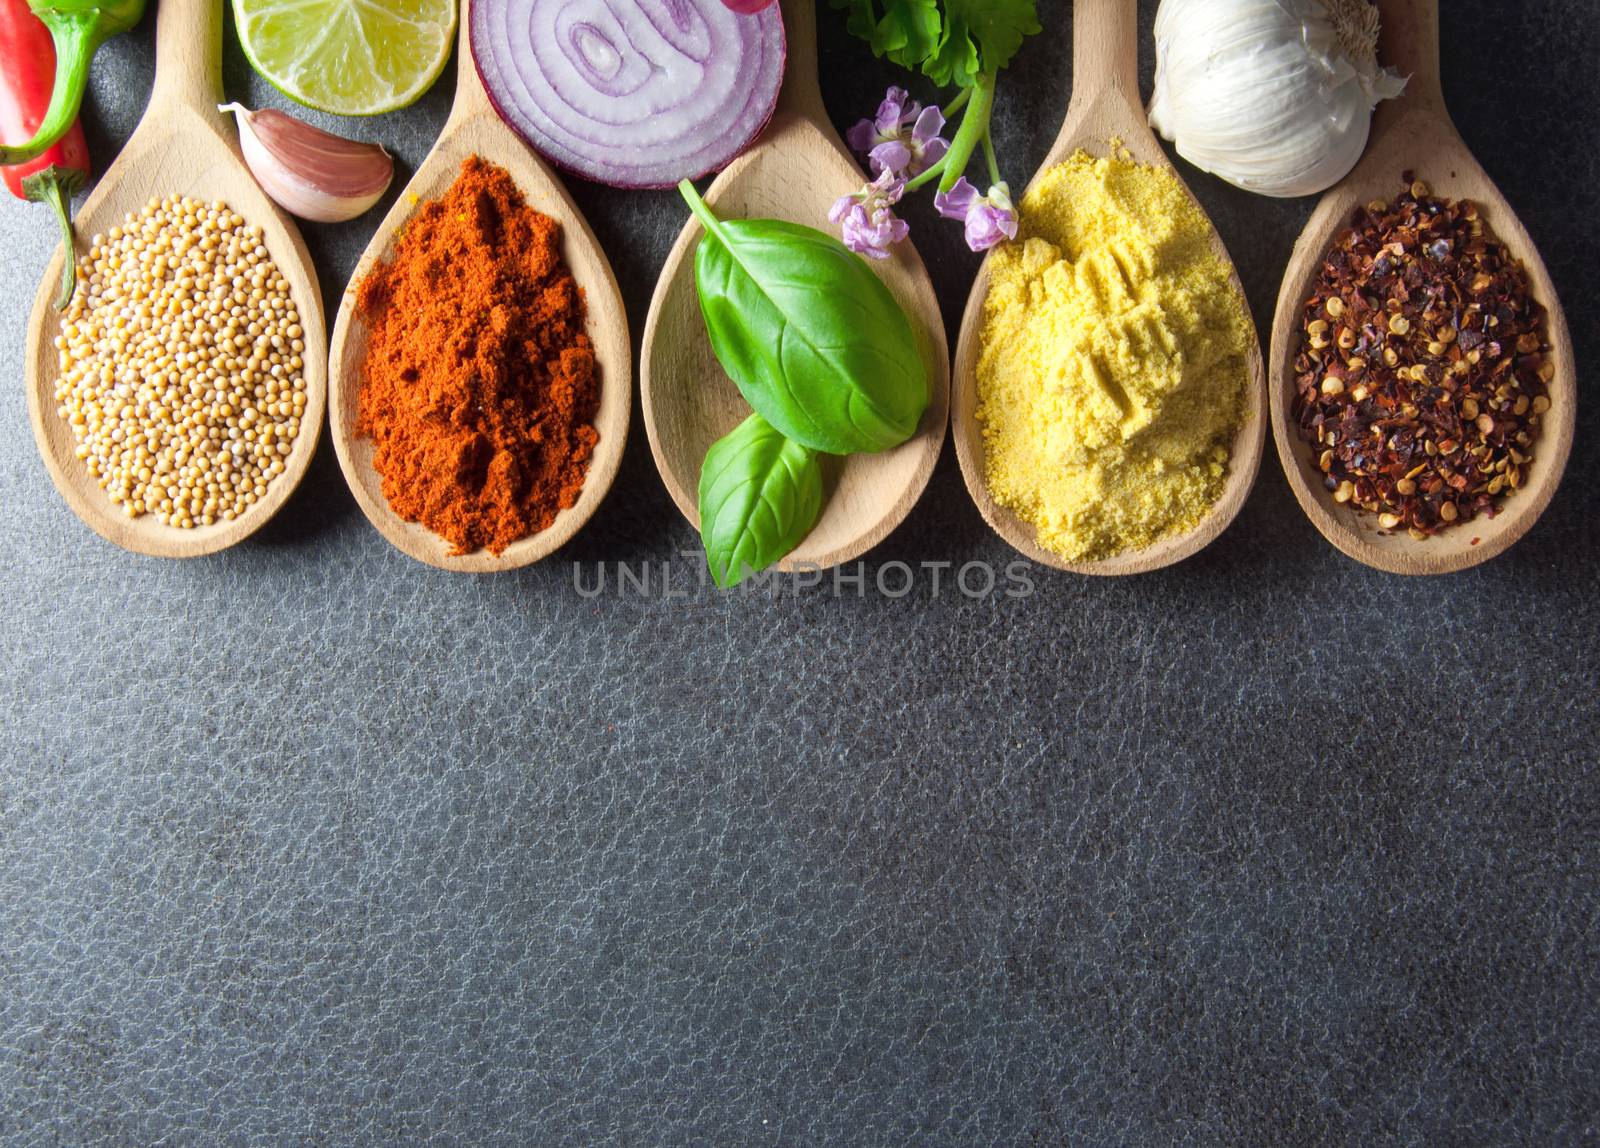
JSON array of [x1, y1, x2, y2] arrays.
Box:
[[1, 0, 91, 309]]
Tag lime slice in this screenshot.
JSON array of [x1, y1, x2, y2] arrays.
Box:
[[232, 0, 457, 117]]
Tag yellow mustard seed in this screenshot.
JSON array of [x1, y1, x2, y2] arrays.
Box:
[[53, 195, 307, 529], [975, 148, 1253, 561]]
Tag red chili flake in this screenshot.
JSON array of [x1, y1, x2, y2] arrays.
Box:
[[1292, 178, 1553, 538]]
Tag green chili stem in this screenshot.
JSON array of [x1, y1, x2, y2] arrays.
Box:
[[24, 167, 85, 310], [0, 14, 98, 166], [934, 72, 996, 196]]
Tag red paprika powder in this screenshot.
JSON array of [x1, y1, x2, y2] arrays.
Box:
[[355, 155, 599, 556]]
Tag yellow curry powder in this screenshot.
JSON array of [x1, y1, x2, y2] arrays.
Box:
[[976, 148, 1253, 561]]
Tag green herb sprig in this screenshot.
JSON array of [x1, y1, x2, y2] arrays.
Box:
[[833, 0, 1040, 87], [679, 181, 929, 587], [699, 414, 823, 589], [827, 0, 1041, 257]]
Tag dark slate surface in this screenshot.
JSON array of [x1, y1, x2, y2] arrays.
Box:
[[2, 3, 1597, 1144]]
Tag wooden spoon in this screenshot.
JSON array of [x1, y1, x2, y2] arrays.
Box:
[[951, 0, 1266, 575], [24, 0, 327, 558], [1268, 0, 1575, 575], [640, 0, 949, 576], [327, 0, 630, 572]]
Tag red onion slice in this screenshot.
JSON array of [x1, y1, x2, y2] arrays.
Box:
[[471, 0, 786, 189]]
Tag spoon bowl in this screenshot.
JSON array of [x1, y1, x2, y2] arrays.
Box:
[[1268, 0, 1575, 575], [326, 0, 630, 573], [951, 0, 1265, 576], [24, 0, 326, 558], [640, 0, 949, 576]]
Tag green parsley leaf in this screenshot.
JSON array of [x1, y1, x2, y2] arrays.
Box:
[[829, 0, 941, 73], [831, 0, 1040, 87], [927, 0, 1042, 85]]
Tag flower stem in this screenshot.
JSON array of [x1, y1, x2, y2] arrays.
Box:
[[940, 86, 972, 120], [903, 151, 950, 193], [934, 72, 996, 195], [982, 130, 1001, 187]]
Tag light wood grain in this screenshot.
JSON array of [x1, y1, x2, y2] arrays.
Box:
[[639, 0, 950, 576], [1267, 0, 1575, 575], [325, 0, 630, 573], [25, 0, 327, 558], [950, 0, 1266, 576]]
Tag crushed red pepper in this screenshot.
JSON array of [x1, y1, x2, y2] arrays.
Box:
[[1292, 176, 1553, 538]]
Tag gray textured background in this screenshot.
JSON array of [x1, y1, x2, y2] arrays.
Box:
[[2, 2, 1597, 1145]]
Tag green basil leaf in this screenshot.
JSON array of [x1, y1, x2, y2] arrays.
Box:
[[699, 413, 824, 589], [693, 217, 928, 456]]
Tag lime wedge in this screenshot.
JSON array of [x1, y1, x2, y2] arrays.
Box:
[[232, 0, 457, 117]]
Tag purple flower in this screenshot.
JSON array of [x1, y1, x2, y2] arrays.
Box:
[[934, 178, 1019, 252], [829, 169, 910, 260], [846, 86, 948, 179]]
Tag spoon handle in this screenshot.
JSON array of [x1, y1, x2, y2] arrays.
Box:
[[774, 0, 823, 123], [449, 0, 497, 123], [1068, 0, 1140, 112], [149, 0, 223, 115], [1377, 0, 1443, 111]]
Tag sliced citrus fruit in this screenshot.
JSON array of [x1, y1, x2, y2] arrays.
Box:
[[232, 0, 457, 117]]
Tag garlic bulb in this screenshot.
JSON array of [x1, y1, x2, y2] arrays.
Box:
[[222, 104, 393, 223], [1148, 0, 1406, 198]]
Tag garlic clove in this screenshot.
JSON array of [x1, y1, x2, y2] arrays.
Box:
[[1147, 0, 1405, 199], [222, 103, 394, 223]]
